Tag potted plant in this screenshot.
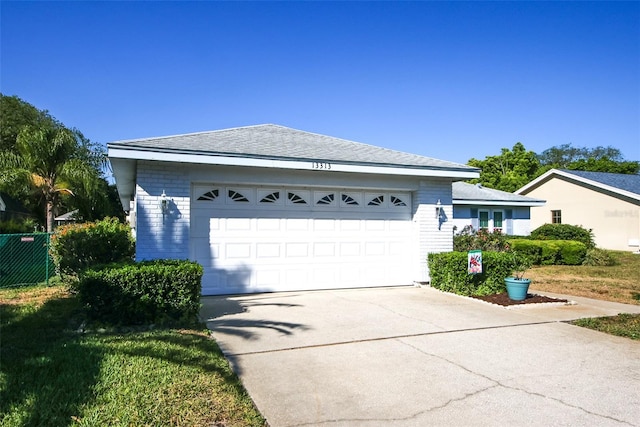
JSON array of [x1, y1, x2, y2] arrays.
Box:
[[504, 251, 533, 301]]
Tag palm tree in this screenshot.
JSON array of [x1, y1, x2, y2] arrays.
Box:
[[0, 124, 104, 232]]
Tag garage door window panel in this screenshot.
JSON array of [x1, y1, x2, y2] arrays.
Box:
[[341, 193, 361, 206], [391, 196, 407, 207], [316, 193, 336, 206], [198, 189, 220, 201], [228, 189, 250, 203], [287, 191, 309, 205], [367, 195, 385, 206], [259, 191, 281, 204]]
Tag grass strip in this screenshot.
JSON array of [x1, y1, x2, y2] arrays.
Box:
[[571, 313, 640, 341]]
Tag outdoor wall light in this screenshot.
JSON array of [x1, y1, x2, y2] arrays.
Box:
[[160, 190, 169, 214], [435, 199, 446, 230]]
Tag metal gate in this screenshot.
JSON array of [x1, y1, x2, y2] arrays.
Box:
[[0, 233, 52, 288]]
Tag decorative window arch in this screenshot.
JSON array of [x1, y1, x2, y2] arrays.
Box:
[[341, 194, 359, 206], [260, 191, 280, 203], [368, 195, 385, 206], [287, 192, 307, 204], [390, 196, 407, 207], [316, 193, 335, 205], [228, 190, 249, 202], [197, 189, 219, 201]]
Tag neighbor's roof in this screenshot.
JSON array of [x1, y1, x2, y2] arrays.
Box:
[[453, 182, 546, 207], [0, 192, 29, 214], [108, 124, 478, 172], [54, 210, 79, 221], [516, 169, 640, 202]]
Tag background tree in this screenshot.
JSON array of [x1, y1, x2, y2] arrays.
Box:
[[468, 142, 639, 192], [538, 143, 639, 174], [0, 94, 57, 151], [467, 142, 541, 192], [0, 94, 123, 230]]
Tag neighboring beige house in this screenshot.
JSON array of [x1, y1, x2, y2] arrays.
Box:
[[516, 169, 640, 252]]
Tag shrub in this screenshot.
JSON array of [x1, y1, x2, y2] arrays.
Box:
[[559, 240, 588, 265], [50, 217, 134, 276], [509, 239, 586, 265], [530, 224, 595, 248], [78, 260, 203, 325], [453, 226, 510, 252], [0, 218, 38, 234], [507, 239, 542, 264], [427, 251, 516, 296], [582, 248, 617, 266]]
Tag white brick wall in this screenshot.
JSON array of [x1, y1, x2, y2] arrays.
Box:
[[413, 179, 454, 281], [135, 161, 191, 261]]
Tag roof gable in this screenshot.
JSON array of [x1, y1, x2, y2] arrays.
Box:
[[516, 169, 640, 203]]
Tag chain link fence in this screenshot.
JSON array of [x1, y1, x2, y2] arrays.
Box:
[[0, 233, 53, 288]]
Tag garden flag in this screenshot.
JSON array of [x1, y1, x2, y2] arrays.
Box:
[[468, 250, 482, 274]]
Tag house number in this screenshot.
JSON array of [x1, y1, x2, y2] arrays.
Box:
[[311, 162, 332, 170]]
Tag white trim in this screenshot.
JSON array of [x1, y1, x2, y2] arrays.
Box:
[[0, 195, 5, 212], [516, 169, 640, 202], [107, 147, 480, 179], [453, 199, 546, 207]]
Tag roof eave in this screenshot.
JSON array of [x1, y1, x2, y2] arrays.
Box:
[[453, 199, 546, 207], [107, 146, 480, 179]]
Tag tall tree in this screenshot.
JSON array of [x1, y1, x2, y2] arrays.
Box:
[[0, 94, 57, 151], [538, 143, 639, 174], [0, 123, 104, 232], [0, 94, 123, 228], [467, 142, 541, 192]]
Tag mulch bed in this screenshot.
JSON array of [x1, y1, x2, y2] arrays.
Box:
[[471, 292, 569, 307]]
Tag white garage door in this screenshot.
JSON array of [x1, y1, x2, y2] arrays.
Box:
[[191, 184, 416, 295]]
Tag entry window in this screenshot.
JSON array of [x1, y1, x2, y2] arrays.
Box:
[[551, 210, 562, 224], [493, 211, 503, 230], [479, 211, 489, 229]]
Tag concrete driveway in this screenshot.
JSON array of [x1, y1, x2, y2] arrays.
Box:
[[201, 286, 640, 427]]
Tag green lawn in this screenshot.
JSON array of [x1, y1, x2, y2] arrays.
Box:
[[0, 285, 266, 426], [528, 251, 640, 340], [571, 313, 640, 341]]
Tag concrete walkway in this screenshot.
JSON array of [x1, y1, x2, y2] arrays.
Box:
[[201, 286, 640, 427]]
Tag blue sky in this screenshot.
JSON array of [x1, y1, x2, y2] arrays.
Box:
[[1, 1, 639, 170]]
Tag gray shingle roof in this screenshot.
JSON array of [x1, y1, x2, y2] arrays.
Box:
[[109, 124, 477, 171], [559, 170, 640, 195], [453, 182, 545, 204]]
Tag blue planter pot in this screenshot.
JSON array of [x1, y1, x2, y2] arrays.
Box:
[[505, 277, 531, 301]]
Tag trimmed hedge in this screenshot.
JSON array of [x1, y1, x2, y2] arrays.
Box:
[[508, 239, 587, 265], [78, 260, 203, 325], [530, 223, 595, 248], [51, 217, 134, 276], [427, 251, 515, 296]]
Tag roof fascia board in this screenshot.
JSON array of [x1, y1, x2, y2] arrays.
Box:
[[515, 169, 555, 194], [108, 147, 480, 179], [516, 169, 640, 202], [453, 199, 546, 207]]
